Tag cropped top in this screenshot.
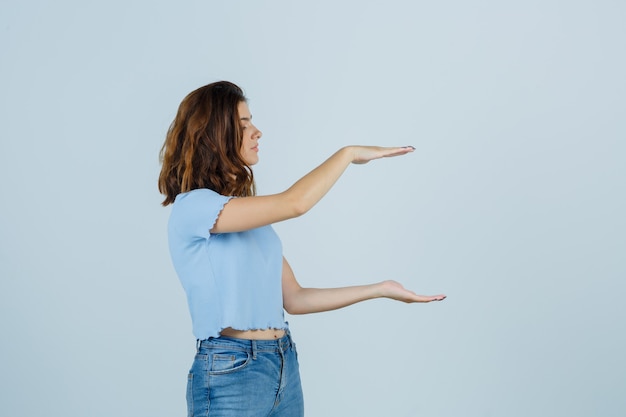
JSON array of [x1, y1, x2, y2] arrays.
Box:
[[167, 188, 287, 340]]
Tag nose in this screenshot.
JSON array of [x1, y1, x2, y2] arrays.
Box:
[[253, 126, 262, 140]]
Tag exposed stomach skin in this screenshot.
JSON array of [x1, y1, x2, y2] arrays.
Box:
[[219, 327, 286, 340]]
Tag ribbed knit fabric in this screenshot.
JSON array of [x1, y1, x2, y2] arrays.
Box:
[[168, 188, 287, 340]]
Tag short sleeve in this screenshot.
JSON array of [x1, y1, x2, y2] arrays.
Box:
[[169, 189, 233, 239]]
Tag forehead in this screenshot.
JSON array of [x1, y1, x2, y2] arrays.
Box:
[[237, 101, 251, 119]]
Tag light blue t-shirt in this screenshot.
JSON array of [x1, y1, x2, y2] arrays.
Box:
[[167, 188, 287, 340]]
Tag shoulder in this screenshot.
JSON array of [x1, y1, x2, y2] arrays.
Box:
[[173, 188, 232, 209], [169, 188, 234, 238], [175, 188, 226, 203]]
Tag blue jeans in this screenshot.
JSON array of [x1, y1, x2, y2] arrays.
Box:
[[187, 332, 304, 417]]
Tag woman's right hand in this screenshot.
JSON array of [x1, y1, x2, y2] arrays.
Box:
[[377, 280, 446, 303], [211, 145, 416, 233], [349, 145, 415, 164]]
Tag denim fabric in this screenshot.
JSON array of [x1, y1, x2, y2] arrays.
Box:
[[187, 332, 304, 417]]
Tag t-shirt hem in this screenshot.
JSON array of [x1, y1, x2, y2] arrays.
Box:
[[195, 322, 290, 341]]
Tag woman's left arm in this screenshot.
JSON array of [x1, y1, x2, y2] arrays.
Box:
[[281, 257, 446, 315]]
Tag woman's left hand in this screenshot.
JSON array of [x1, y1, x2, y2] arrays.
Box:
[[377, 280, 446, 303]]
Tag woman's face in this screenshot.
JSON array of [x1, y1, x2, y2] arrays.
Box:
[[238, 101, 262, 166]]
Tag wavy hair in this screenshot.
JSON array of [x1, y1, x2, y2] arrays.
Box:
[[158, 81, 255, 205]]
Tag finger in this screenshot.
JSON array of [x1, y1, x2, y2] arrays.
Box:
[[382, 146, 415, 158], [412, 294, 446, 303]]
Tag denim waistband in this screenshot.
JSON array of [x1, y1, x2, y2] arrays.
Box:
[[197, 330, 294, 356]]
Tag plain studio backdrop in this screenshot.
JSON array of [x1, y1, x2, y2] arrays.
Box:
[[1, 1, 624, 416]]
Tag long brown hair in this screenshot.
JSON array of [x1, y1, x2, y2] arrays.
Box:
[[158, 81, 255, 206]]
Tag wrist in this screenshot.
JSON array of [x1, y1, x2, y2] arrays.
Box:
[[371, 282, 386, 299], [339, 146, 356, 163]]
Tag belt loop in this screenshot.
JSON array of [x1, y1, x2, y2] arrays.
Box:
[[251, 340, 257, 360], [279, 333, 287, 352], [196, 339, 201, 353], [286, 329, 292, 349]]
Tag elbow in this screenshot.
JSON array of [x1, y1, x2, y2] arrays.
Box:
[[283, 298, 301, 315], [284, 305, 305, 315], [283, 293, 306, 315], [284, 192, 311, 218], [292, 201, 309, 217]]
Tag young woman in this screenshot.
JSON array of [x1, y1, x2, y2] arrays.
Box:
[[159, 81, 446, 417]]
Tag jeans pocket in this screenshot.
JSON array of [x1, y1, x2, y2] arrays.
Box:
[[209, 350, 251, 374]]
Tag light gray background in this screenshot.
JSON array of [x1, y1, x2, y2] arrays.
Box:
[[1, 1, 624, 416]]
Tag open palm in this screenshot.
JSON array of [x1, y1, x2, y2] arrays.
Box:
[[379, 280, 446, 303]]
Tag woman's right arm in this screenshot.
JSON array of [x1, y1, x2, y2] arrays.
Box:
[[211, 145, 414, 233]]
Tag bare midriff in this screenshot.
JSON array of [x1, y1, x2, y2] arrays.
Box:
[[220, 327, 286, 340]]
